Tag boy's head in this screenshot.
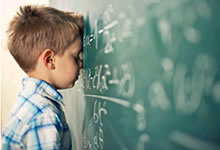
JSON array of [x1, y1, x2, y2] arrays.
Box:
[[7, 5, 84, 89]]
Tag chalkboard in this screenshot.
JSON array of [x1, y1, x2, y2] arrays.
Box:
[[50, 0, 220, 149]]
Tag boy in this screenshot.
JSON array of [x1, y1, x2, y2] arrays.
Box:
[[1, 5, 84, 149]]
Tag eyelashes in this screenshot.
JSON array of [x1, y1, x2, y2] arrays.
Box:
[[72, 51, 83, 62]]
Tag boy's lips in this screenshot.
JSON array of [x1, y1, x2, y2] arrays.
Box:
[[76, 75, 79, 80]]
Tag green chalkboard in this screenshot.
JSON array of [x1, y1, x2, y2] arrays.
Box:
[[51, 0, 220, 149]]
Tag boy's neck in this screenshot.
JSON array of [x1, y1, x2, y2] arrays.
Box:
[[27, 71, 52, 86]]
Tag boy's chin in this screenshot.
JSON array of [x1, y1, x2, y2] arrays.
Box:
[[60, 82, 75, 89], [64, 78, 79, 89]]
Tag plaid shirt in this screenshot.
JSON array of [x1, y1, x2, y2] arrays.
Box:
[[2, 77, 72, 150]]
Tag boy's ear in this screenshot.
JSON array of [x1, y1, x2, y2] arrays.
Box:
[[41, 49, 55, 69]]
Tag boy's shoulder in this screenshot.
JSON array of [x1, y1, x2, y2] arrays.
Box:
[[2, 87, 66, 149], [8, 77, 64, 126], [11, 93, 60, 124], [2, 78, 65, 142]]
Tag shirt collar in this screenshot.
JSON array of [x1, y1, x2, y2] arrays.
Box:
[[22, 77, 64, 106]]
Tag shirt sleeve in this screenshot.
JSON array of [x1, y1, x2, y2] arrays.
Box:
[[1, 117, 25, 150], [22, 113, 63, 150]]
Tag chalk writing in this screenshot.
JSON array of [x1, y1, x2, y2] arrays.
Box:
[[173, 54, 218, 115], [137, 134, 150, 150], [83, 63, 135, 98], [80, 0, 220, 150]]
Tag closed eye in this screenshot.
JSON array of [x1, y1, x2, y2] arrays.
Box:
[[72, 52, 83, 63]]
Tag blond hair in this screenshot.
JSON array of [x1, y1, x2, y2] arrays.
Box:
[[7, 5, 84, 73]]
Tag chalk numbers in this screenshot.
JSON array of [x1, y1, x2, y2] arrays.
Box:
[[93, 100, 108, 149], [83, 63, 135, 98]]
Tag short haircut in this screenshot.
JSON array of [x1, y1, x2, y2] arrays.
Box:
[[7, 5, 84, 73]]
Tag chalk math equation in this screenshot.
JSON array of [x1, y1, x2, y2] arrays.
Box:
[[81, 1, 220, 150]]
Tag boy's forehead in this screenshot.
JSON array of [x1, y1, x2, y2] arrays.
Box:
[[69, 37, 82, 53]]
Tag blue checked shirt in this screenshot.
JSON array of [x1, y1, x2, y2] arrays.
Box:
[[2, 77, 72, 150]]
